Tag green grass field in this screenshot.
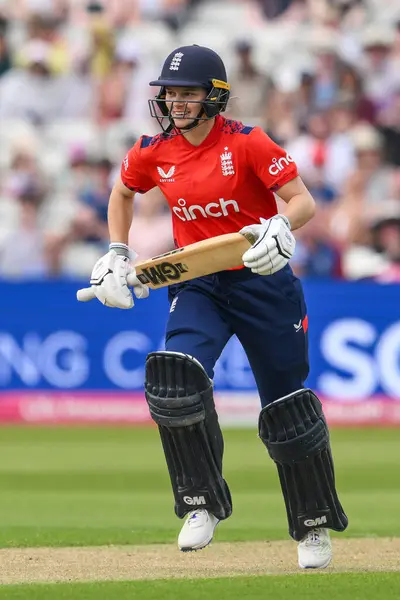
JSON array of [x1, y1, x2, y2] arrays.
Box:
[[0, 426, 399, 598], [2, 574, 400, 600]]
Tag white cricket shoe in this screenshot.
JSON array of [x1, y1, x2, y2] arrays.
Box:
[[178, 509, 219, 552], [298, 528, 332, 569]]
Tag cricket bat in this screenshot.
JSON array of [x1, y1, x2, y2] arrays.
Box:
[[77, 231, 254, 302]]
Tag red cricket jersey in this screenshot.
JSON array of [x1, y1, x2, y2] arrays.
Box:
[[120, 116, 298, 248]]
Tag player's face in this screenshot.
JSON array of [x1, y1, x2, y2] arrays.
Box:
[[165, 87, 207, 128]]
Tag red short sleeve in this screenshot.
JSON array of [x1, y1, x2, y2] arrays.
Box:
[[247, 128, 298, 191], [120, 137, 155, 194]]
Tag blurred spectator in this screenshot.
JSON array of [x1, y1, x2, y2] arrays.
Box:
[[348, 124, 396, 208], [77, 156, 112, 237], [309, 1, 366, 62], [371, 208, 400, 283], [0, 15, 12, 77], [291, 209, 341, 279], [227, 40, 274, 124], [1, 144, 47, 201], [329, 125, 398, 261], [393, 20, 400, 66], [377, 89, 400, 167], [65, 145, 94, 196], [162, 0, 195, 32], [19, 12, 70, 74], [340, 199, 400, 282], [96, 38, 144, 124], [0, 177, 50, 279], [86, 2, 115, 79], [256, 0, 304, 21], [287, 111, 356, 195], [130, 188, 174, 262], [328, 99, 358, 136], [333, 0, 367, 25], [310, 31, 343, 110], [361, 24, 400, 111], [292, 72, 315, 132], [0, 39, 66, 123], [47, 154, 112, 274], [265, 89, 299, 145], [58, 53, 94, 118], [336, 62, 376, 123]]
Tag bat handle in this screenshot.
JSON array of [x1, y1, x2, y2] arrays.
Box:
[[240, 231, 257, 245], [77, 273, 140, 303], [127, 272, 140, 286], [77, 287, 96, 302]]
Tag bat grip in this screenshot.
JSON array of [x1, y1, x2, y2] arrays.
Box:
[[77, 287, 96, 302], [240, 231, 257, 245], [77, 274, 139, 303]]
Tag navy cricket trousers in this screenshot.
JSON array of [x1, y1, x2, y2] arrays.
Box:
[[165, 265, 309, 408]]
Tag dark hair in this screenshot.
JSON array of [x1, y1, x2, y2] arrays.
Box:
[[337, 62, 365, 97], [86, 1, 104, 13], [0, 15, 8, 35]]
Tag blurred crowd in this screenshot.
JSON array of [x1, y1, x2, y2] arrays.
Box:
[[0, 0, 399, 281]]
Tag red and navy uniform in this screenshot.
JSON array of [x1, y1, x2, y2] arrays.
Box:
[[121, 115, 298, 249], [120, 116, 308, 406]]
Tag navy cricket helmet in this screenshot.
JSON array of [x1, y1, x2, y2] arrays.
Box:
[[148, 45, 230, 133]]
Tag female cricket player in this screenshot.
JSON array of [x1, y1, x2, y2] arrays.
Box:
[[78, 45, 348, 569]]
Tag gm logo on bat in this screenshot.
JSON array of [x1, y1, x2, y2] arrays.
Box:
[[137, 261, 189, 286]]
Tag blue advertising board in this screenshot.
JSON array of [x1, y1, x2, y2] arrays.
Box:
[[0, 280, 399, 425], [0, 280, 399, 397]]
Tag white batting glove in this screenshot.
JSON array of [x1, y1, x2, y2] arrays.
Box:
[[77, 250, 149, 308], [240, 215, 295, 275]]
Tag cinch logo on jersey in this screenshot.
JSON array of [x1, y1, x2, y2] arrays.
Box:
[[173, 197, 240, 222], [169, 52, 183, 71], [157, 165, 175, 182], [220, 147, 235, 176], [268, 153, 294, 176]]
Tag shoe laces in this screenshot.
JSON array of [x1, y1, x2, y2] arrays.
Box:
[[187, 510, 206, 525], [304, 529, 321, 545]]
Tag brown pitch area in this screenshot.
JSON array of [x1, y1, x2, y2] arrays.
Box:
[[0, 538, 399, 584]]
